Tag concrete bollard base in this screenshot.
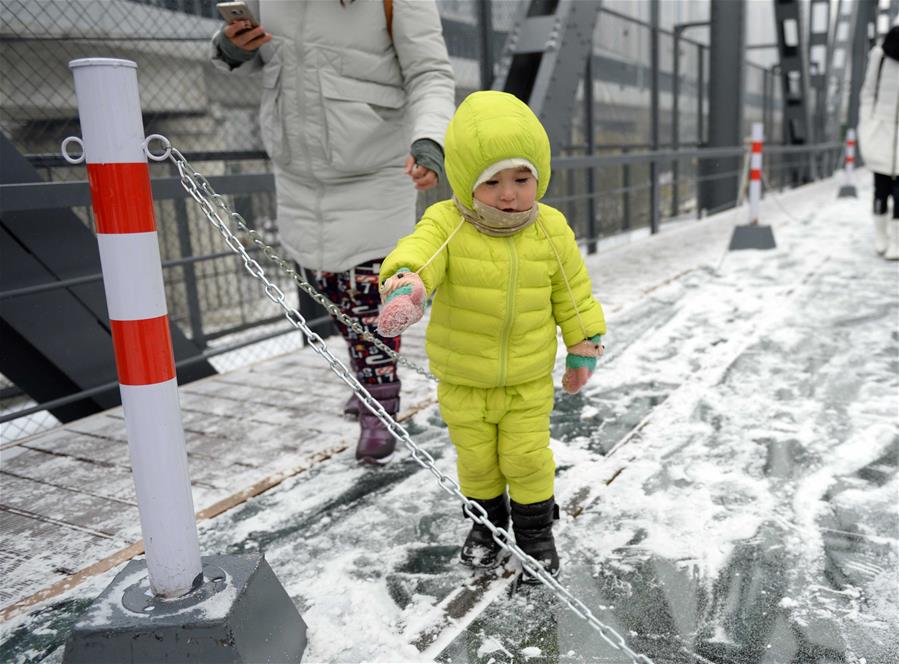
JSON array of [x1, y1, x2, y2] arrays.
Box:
[[728, 224, 777, 251], [62, 554, 306, 663], [837, 185, 858, 198]]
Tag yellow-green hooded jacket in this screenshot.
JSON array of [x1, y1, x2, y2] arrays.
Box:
[[381, 91, 605, 388]]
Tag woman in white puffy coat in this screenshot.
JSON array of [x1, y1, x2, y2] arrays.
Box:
[[858, 25, 899, 260], [210, 0, 455, 462]]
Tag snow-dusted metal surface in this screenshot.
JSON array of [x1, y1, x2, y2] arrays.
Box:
[[61, 555, 306, 663], [1, 175, 896, 663]]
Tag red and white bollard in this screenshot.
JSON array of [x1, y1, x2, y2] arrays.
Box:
[[728, 121, 776, 250], [838, 128, 859, 198], [62, 58, 306, 664], [69, 58, 201, 598], [748, 122, 763, 224]]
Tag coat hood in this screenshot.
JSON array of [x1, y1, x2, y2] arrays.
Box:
[[444, 91, 552, 209]]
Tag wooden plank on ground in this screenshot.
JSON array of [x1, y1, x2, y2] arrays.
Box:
[[216, 371, 347, 401], [181, 379, 320, 414], [21, 431, 129, 467], [178, 389, 302, 427], [182, 415, 323, 469], [0, 475, 140, 540], [1, 449, 137, 504], [61, 412, 126, 438], [179, 391, 357, 439], [0, 509, 119, 609], [0, 442, 350, 621]]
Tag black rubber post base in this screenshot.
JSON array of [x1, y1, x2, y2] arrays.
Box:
[[728, 224, 777, 251], [837, 185, 858, 198], [62, 554, 306, 663]]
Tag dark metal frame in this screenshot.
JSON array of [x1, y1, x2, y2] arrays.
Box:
[[1, 0, 854, 437], [672, 21, 711, 220], [808, 0, 833, 174], [701, 0, 746, 213], [774, 0, 816, 184]]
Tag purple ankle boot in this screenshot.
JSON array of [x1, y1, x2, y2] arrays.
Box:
[[343, 393, 360, 420], [356, 381, 401, 464]]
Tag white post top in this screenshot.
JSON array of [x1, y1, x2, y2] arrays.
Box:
[[751, 122, 764, 142], [846, 128, 856, 140], [69, 57, 145, 164], [69, 57, 137, 70]]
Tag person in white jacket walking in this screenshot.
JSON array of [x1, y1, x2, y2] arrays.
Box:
[[858, 23, 899, 260], [210, 0, 455, 462]]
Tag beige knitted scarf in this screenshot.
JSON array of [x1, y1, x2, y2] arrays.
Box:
[[453, 196, 538, 237]]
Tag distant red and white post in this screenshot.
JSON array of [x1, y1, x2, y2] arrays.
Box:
[[69, 58, 201, 598], [838, 128, 859, 198], [729, 121, 776, 250], [748, 122, 763, 224], [844, 128, 856, 179]]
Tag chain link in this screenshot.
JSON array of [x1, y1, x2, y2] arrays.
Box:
[[168, 147, 654, 664], [193, 168, 435, 384]]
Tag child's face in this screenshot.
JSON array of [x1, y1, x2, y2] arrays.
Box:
[[473, 167, 537, 212]]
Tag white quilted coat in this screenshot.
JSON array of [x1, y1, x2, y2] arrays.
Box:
[[211, 0, 455, 271], [858, 46, 899, 177]]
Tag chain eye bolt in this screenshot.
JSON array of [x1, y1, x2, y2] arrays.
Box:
[[61, 136, 85, 164]]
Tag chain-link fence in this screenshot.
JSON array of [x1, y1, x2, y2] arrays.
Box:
[[1, 0, 816, 445], [542, 7, 788, 242], [0, 0, 496, 443]]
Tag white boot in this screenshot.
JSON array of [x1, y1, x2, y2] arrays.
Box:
[[873, 213, 888, 254], [885, 220, 899, 261]]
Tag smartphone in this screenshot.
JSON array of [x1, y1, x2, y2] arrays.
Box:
[[216, 1, 259, 27]]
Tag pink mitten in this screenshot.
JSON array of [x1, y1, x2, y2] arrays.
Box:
[[377, 269, 427, 337], [561, 335, 603, 395]]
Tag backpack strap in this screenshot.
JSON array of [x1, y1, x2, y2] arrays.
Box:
[[384, 0, 393, 40]]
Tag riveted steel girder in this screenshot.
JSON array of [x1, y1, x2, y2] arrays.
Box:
[[774, 0, 815, 147], [808, 0, 832, 144], [492, 0, 602, 153], [825, 0, 858, 140], [774, 0, 816, 181]]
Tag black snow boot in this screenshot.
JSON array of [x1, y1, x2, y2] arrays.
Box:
[[460, 494, 509, 569], [511, 496, 560, 584]]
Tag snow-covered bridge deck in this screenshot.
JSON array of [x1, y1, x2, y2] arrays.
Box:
[[1, 175, 897, 663]]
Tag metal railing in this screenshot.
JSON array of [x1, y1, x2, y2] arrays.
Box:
[[0, 139, 845, 438], [544, 140, 844, 245], [1, 0, 822, 443]]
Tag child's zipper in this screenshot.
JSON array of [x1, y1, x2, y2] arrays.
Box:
[[498, 236, 519, 386]]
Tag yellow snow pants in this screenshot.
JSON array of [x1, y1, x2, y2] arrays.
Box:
[[437, 374, 555, 505]]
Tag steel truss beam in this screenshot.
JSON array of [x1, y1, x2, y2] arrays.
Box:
[[774, 0, 816, 182], [699, 0, 745, 214], [825, 0, 858, 141], [492, 0, 602, 153], [808, 0, 832, 144]]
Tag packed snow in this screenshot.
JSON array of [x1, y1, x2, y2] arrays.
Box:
[[1, 175, 896, 663]]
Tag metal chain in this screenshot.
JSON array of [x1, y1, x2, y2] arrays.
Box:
[[168, 147, 653, 664], [191, 167, 435, 384]]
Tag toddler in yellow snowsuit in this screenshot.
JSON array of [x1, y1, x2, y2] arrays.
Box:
[[377, 91, 605, 580]]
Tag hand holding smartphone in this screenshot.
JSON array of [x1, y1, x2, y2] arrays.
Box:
[[216, 1, 258, 26], [217, 1, 271, 52]]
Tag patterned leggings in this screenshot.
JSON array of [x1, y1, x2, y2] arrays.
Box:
[[307, 259, 401, 385]]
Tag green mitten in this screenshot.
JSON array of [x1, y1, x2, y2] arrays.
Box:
[[562, 334, 603, 395]]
